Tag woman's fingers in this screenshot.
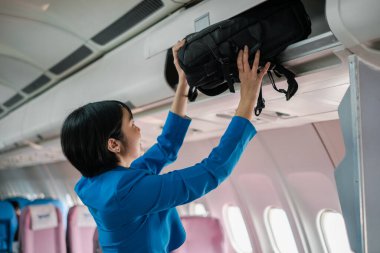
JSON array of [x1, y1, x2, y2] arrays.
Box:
[[252, 50, 260, 75], [258, 62, 271, 80], [172, 39, 185, 66], [172, 39, 185, 54], [240, 47, 267, 79], [243, 45, 250, 73], [237, 50, 243, 72], [172, 39, 186, 78]]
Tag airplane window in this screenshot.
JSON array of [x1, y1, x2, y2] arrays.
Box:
[[264, 207, 299, 253], [26, 192, 44, 200], [176, 205, 188, 216], [317, 210, 353, 253], [189, 202, 208, 216], [177, 202, 208, 216], [65, 193, 74, 207], [223, 205, 253, 253]]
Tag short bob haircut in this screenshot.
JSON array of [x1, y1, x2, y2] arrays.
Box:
[[61, 100, 132, 177]]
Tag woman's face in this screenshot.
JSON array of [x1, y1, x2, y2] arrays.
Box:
[[119, 108, 142, 159]]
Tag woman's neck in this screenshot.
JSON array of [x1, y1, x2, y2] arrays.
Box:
[[117, 153, 140, 168]]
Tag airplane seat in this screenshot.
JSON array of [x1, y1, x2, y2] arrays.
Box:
[[67, 205, 96, 253], [0, 201, 17, 253], [172, 216, 226, 253], [28, 198, 68, 228], [5, 197, 31, 210], [4, 197, 31, 241], [19, 204, 66, 253]]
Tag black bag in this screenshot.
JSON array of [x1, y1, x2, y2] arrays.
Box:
[[177, 0, 311, 116]]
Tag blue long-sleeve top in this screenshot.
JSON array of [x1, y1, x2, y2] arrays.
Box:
[[75, 111, 256, 253]]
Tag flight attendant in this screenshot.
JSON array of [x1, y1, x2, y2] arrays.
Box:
[[61, 40, 270, 252]]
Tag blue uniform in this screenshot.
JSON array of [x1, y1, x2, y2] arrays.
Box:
[[75, 111, 256, 252]]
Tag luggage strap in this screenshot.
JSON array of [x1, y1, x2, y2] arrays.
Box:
[[254, 84, 265, 116], [188, 86, 199, 102], [203, 34, 235, 93], [268, 64, 298, 101], [255, 63, 298, 116]]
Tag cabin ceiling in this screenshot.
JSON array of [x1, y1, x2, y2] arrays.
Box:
[[0, 0, 354, 170], [0, 0, 192, 119]]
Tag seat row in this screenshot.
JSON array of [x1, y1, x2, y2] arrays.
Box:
[[0, 198, 94, 253], [1, 198, 226, 253]]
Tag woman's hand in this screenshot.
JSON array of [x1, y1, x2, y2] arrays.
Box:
[[235, 46, 270, 120], [170, 39, 189, 118], [172, 39, 187, 82]]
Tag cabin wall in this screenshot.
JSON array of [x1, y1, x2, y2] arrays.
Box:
[[168, 119, 346, 253]]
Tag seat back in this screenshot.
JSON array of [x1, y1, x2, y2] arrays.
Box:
[[67, 205, 96, 253], [0, 201, 17, 253], [172, 216, 226, 253], [5, 197, 31, 210], [19, 204, 65, 253], [5, 197, 30, 241], [29, 198, 68, 228]]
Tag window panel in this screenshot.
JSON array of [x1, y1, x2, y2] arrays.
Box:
[[224, 205, 253, 253], [318, 210, 353, 253], [265, 207, 299, 253]]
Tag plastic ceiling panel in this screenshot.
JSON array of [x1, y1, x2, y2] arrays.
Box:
[[264, 84, 349, 117], [0, 0, 146, 39], [0, 0, 189, 120], [0, 84, 16, 104], [0, 56, 43, 90], [48, 34, 172, 131], [0, 106, 27, 149], [20, 88, 57, 142], [145, 0, 266, 58], [40, 0, 144, 40], [0, 15, 85, 69]]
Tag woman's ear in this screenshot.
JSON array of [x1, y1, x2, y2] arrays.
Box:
[[107, 138, 121, 153]]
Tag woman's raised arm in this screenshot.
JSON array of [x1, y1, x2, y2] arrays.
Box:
[[170, 39, 189, 118]]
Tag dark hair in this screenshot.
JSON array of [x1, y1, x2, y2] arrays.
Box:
[[61, 100, 132, 177]]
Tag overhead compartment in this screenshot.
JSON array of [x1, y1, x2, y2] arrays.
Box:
[[326, 0, 380, 68], [158, 0, 350, 97], [146, 0, 336, 58]]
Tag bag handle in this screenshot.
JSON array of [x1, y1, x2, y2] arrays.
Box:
[[269, 64, 298, 100], [187, 86, 199, 102], [254, 83, 265, 116], [254, 64, 298, 116]]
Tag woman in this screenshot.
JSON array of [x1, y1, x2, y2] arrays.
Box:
[[61, 40, 270, 253]]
